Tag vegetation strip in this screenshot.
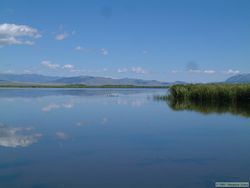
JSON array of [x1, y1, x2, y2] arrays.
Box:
[[0, 84, 169, 89], [161, 84, 250, 102], [156, 84, 250, 117]]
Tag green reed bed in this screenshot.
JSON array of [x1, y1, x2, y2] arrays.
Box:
[[155, 84, 250, 117], [168, 84, 250, 103]]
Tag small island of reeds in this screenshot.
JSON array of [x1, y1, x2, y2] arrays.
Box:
[[156, 84, 250, 117]]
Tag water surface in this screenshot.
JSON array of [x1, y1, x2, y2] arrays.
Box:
[[0, 88, 249, 188]]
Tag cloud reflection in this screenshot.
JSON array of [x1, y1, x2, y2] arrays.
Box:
[[116, 98, 147, 107], [0, 123, 42, 148], [42, 103, 60, 112], [55, 131, 69, 140], [101, 117, 108, 125], [42, 101, 74, 112], [76, 121, 89, 127]]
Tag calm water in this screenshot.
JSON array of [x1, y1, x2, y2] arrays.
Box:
[[0, 88, 249, 188]]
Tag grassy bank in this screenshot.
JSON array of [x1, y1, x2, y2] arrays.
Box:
[[156, 84, 250, 117], [166, 84, 250, 103]]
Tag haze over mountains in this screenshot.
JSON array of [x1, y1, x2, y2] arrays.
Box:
[[0, 73, 174, 86], [0, 74, 60, 83], [225, 74, 250, 83], [0, 73, 249, 86]]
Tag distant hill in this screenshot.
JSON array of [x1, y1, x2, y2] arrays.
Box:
[[0, 74, 59, 83], [225, 74, 250, 83], [0, 73, 183, 86], [52, 76, 172, 86]]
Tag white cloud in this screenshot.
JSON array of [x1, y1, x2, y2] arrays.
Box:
[[223, 69, 240, 74], [100, 48, 109, 55], [41, 60, 60, 69], [0, 23, 40, 46], [75, 46, 93, 53], [188, 69, 216, 74], [62, 64, 74, 69], [62, 64, 82, 73], [171, 68, 240, 75], [23, 69, 32, 74], [3, 69, 15, 74], [117, 68, 128, 73], [77, 68, 108, 74], [0, 23, 40, 37], [69, 69, 81, 73], [55, 32, 69, 41], [131, 67, 147, 74], [171, 70, 182, 74], [75, 46, 109, 56], [188, 69, 202, 73], [75, 46, 83, 51], [41, 61, 81, 73], [203, 70, 216, 74], [117, 67, 147, 74]]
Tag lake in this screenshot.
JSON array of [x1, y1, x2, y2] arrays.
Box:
[[0, 88, 249, 188]]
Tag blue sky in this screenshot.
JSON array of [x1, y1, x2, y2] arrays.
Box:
[[0, 0, 249, 82]]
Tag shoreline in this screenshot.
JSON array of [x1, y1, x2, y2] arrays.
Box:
[[0, 84, 169, 89]]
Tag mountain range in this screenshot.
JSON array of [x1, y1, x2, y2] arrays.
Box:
[[225, 73, 250, 83], [0, 73, 179, 86], [0, 73, 249, 86]]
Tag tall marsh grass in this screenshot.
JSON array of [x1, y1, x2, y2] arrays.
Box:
[[168, 84, 250, 103], [156, 84, 250, 117]]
